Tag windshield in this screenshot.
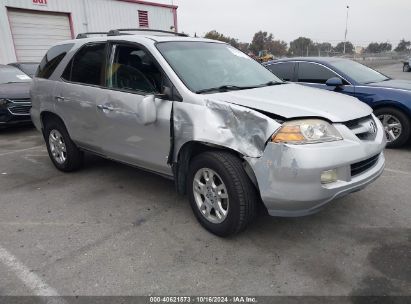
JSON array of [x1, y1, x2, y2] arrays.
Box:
[[332, 60, 389, 84], [156, 41, 282, 93], [0, 67, 31, 84], [17, 63, 39, 77]]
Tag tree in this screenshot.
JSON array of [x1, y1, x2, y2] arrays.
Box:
[[288, 37, 315, 56], [333, 41, 355, 54], [237, 42, 250, 53], [204, 30, 239, 48], [315, 42, 333, 56], [365, 42, 392, 53], [365, 42, 380, 53], [265, 40, 288, 57], [379, 42, 392, 52], [248, 31, 288, 56], [395, 39, 411, 52], [249, 31, 272, 54]]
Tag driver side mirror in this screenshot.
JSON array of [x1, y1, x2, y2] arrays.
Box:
[[154, 86, 172, 100], [325, 77, 344, 88], [136, 95, 157, 125]]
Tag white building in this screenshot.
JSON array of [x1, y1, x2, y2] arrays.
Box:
[[0, 0, 178, 64]]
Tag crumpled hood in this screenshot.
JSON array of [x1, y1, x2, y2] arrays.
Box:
[[0, 82, 31, 99], [368, 79, 411, 91], [207, 83, 372, 122]]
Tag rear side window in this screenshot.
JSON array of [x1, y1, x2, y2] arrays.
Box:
[[266, 62, 295, 81], [37, 43, 74, 79], [297, 62, 337, 84], [62, 43, 106, 86]]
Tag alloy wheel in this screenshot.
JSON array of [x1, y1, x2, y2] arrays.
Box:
[[192, 168, 229, 224], [378, 114, 402, 142], [49, 129, 67, 164]]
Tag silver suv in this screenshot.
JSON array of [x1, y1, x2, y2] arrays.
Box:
[[31, 30, 386, 236]]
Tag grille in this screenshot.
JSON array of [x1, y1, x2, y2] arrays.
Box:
[[344, 115, 377, 141], [351, 154, 380, 177], [9, 98, 31, 103], [8, 105, 31, 115]]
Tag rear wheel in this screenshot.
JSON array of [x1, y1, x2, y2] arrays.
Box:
[[188, 151, 257, 237], [403, 64, 410, 72], [44, 119, 83, 171], [374, 107, 410, 148]]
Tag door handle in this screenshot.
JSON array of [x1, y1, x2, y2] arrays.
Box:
[[55, 96, 65, 102], [97, 104, 114, 111]]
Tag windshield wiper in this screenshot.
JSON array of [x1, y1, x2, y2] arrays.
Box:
[[256, 80, 284, 87], [195, 81, 284, 94], [195, 85, 258, 94]]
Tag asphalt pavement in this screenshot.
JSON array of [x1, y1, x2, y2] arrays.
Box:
[[0, 63, 410, 298]]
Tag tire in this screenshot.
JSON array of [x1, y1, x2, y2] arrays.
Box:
[[44, 118, 84, 172], [188, 151, 257, 237], [374, 107, 410, 148], [403, 64, 410, 72]]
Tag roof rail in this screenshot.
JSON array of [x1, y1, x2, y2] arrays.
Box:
[[107, 29, 188, 37], [76, 32, 109, 39]]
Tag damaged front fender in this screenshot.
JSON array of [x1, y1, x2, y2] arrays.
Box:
[[173, 98, 281, 161]]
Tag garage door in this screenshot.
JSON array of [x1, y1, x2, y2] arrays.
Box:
[[8, 8, 72, 62]]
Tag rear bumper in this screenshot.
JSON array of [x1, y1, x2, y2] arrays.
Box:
[[246, 120, 386, 217]]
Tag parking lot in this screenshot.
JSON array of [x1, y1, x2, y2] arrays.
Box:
[[0, 63, 410, 298]]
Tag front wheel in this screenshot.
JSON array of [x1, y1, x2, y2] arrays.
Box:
[[375, 107, 410, 148], [403, 64, 410, 72], [188, 151, 257, 237]]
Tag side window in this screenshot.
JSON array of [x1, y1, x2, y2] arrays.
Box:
[[107, 44, 161, 94], [297, 62, 337, 84], [37, 43, 74, 79], [266, 62, 295, 81], [63, 43, 106, 86]]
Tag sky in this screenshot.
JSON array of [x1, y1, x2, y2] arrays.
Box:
[[155, 0, 411, 48]]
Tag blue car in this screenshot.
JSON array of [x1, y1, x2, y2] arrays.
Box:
[[264, 57, 411, 147]]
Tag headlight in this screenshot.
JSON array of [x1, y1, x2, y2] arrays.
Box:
[[272, 119, 342, 144]]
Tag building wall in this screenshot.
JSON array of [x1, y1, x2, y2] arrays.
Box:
[[0, 0, 177, 64]]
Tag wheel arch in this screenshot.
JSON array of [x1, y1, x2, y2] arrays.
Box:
[[372, 101, 411, 119], [172, 140, 259, 195], [40, 111, 68, 138]]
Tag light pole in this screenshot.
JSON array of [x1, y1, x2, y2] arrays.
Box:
[[343, 5, 350, 54]]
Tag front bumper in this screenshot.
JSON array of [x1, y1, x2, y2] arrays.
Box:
[[246, 120, 386, 217], [0, 99, 32, 125]]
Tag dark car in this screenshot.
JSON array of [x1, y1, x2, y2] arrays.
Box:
[[264, 57, 411, 147], [0, 64, 32, 126], [403, 58, 410, 72], [8, 62, 39, 78]]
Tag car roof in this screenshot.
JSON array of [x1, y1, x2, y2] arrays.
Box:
[[266, 57, 349, 65], [53, 34, 223, 47]]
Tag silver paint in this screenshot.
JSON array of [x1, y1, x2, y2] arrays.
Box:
[[31, 34, 386, 218], [173, 98, 280, 160], [49, 129, 67, 164], [193, 167, 229, 224], [245, 116, 386, 216]]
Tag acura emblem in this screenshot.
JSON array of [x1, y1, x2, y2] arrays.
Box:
[[369, 121, 377, 134]]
